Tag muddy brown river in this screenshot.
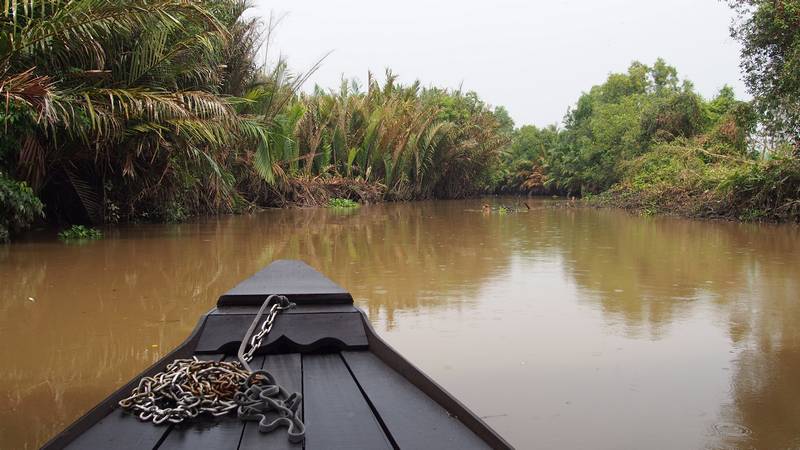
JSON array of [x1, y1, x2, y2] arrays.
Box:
[[1, 198, 799, 449]]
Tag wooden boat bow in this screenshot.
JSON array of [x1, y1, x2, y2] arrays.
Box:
[[42, 260, 513, 449]]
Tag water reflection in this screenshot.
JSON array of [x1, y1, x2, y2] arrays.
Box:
[[550, 211, 800, 449], [0, 199, 798, 449]]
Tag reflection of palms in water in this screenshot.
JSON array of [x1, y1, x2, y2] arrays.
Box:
[[259, 201, 518, 325]]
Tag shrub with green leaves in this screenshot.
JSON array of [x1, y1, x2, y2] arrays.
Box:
[[328, 197, 359, 208], [589, 143, 800, 222], [58, 225, 103, 242], [0, 172, 44, 243]]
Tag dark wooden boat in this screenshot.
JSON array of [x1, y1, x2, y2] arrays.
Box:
[[43, 260, 513, 450]]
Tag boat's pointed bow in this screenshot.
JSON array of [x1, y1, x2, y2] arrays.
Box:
[[218, 259, 353, 306]]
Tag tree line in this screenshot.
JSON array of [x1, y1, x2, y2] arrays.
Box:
[[0, 0, 509, 241], [1, 0, 798, 242], [497, 1, 800, 221]]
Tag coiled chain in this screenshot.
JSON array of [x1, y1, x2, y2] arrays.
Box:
[[118, 295, 305, 442], [118, 358, 250, 424]]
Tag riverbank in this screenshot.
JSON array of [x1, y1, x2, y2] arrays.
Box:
[[494, 59, 799, 225], [0, 1, 506, 243], [583, 144, 800, 223], [4, 2, 799, 242]]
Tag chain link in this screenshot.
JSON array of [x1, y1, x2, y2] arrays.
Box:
[[118, 358, 250, 424], [118, 294, 302, 442], [237, 295, 294, 371], [241, 297, 293, 363]]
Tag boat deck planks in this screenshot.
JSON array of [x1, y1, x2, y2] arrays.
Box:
[[302, 353, 393, 450], [238, 353, 303, 450], [341, 350, 490, 450], [62, 408, 168, 450], [64, 351, 495, 450]]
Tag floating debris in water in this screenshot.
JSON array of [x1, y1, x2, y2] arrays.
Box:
[[478, 203, 530, 214]]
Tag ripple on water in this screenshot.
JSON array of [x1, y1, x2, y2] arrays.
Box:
[[712, 422, 752, 438]]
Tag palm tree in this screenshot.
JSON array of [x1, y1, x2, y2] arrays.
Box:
[[0, 0, 303, 221]]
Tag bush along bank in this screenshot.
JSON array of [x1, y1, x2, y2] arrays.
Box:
[[0, 172, 43, 243], [588, 142, 800, 222]]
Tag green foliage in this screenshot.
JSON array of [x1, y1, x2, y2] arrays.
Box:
[[591, 143, 800, 222], [549, 60, 709, 194], [328, 197, 359, 208], [498, 59, 759, 198], [0, 0, 508, 239], [496, 124, 559, 194], [492, 53, 799, 222], [0, 172, 44, 242], [58, 225, 102, 241], [291, 73, 506, 200], [2, 0, 794, 240], [640, 90, 708, 145], [161, 201, 188, 223], [0, 0, 297, 228], [729, 0, 800, 146]]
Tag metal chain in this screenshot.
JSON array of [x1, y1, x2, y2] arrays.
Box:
[[118, 358, 250, 424], [238, 295, 294, 370], [119, 295, 305, 442]]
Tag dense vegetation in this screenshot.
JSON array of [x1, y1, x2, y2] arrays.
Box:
[[730, 0, 800, 146], [0, 0, 506, 241], [268, 75, 507, 205], [1, 0, 798, 242], [497, 0, 800, 222]]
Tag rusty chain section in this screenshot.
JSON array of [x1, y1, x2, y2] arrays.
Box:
[[118, 358, 250, 424], [118, 295, 305, 442]]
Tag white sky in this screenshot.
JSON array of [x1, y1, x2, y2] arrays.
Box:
[[250, 0, 747, 127]]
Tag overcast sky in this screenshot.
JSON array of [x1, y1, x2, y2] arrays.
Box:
[[250, 0, 746, 127]]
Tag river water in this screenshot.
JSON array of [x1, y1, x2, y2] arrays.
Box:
[[1, 198, 798, 449]]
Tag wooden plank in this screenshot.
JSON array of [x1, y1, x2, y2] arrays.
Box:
[[157, 355, 247, 450], [359, 310, 513, 449], [210, 305, 359, 315], [342, 351, 490, 450], [63, 409, 170, 450], [195, 313, 367, 354], [302, 353, 392, 450], [238, 353, 303, 450], [218, 260, 352, 306], [65, 354, 225, 450]]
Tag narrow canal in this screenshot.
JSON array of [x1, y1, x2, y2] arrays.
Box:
[[1, 198, 798, 449]]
